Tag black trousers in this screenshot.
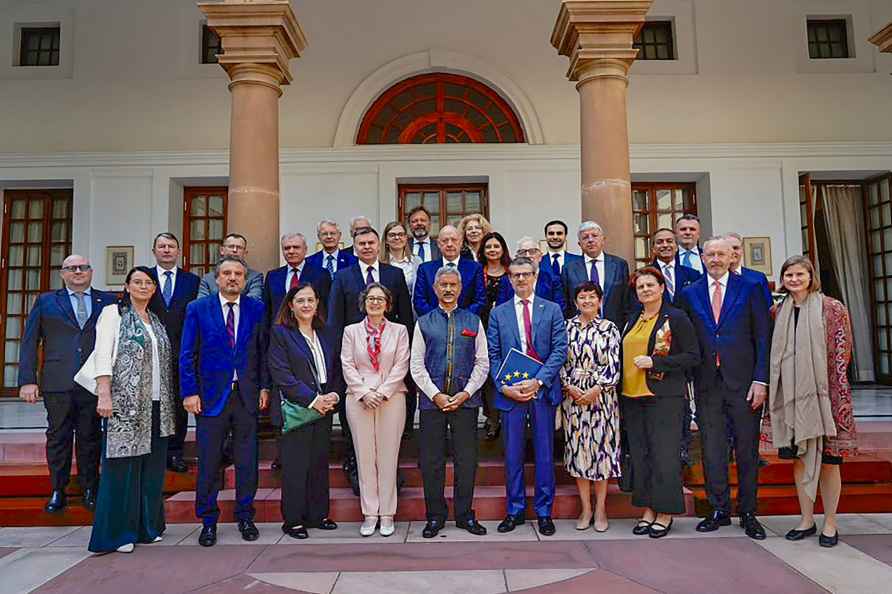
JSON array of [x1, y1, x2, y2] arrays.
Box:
[[419, 407, 478, 523], [622, 395, 686, 514], [43, 387, 101, 492], [166, 396, 188, 459], [337, 397, 354, 457], [280, 415, 332, 529], [696, 377, 762, 515]]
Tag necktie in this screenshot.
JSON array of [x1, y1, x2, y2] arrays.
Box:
[[521, 299, 540, 360], [551, 254, 560, 277], [417, 241, 426, 262], [74, 292, 88, 328], [325, 255, 335, 279], [290, 267, 300, 289], [681, 250, 693, 269], [663, 265, 674, 299], [365, 265, 375, 286], [589, 259, 601, 288], [711, 281, 723, 324], [447, 261, 456, 268], [162, 271, 173, 307], [225, 302, 236, 349]]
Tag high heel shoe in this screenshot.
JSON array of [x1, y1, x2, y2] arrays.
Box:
[[575, 514, 593, 531]]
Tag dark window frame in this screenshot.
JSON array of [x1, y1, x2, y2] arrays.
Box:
[[631, 182, 697, 268], [807, 18, 851, 59], [201, 24, 223, 65], [19, 26, 61, 67], [182, 187, 228, 278], [634, 20, 676, 61], [398, 184, 489, 238]]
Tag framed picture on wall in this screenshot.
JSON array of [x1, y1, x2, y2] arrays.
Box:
[[743, 237, 772, 276], [106, 246, 134, 286]]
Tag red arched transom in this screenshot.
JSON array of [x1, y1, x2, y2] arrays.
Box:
[[356, 73, 526, 144]]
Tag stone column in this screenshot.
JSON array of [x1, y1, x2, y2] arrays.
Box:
[[552, 0, 652, 263], [198, 0, 306, 272]]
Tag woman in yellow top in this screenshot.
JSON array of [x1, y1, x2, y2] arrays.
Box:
[[621, 266, 700, 538]]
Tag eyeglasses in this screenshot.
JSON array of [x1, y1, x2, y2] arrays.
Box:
[[387, 232, 406, 239], [61, 265, 92, 273], [516, 248, 541, 256], [511, 272, 535, 280], [366, 296, 387, 303]]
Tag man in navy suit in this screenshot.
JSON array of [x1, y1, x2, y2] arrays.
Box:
[[678, 237, 770, 540], [18, 255, 115, 513], [306, 219, 357, 281], [414, 225, 486, 317], [407, 205, 441, 263], [725, 232, 773, 308], [542, 219, 582, 278], [147, 232, 200, 473], [488, 257, 567, 536], [675, 214, 705, 275], [560, 220, 629, 327], [180, 256, 270, 547], [514, 236, 564, 311], [650, 228, 700, 305]]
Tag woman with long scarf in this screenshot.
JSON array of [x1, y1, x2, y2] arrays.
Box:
[[765, 255, 857, 548]]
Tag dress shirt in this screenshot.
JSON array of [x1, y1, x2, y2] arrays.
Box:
[[360, 260, 380, 283], [324, 250, 341, 273], [443, 257, 461, 269], [390, 255, 421, 302], [156, 265, 177, 297], [679, 247, 704, 273], [410, 311, 489, 401], [413, 238, 434, 263], [657, 259, 676, 297], [219, 293, 240, 381], [584, 254, 605, 287], [709, 272, 729, 311], [285, 262, 306, 291], [547, 250, 566, 272], [300, 329, 338, 411], [67, 287, 92, 321], [144, 323, 162, 401], [513, 295, 535, 350]]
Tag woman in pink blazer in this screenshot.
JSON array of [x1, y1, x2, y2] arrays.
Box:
[[341, 282, 410, 537]]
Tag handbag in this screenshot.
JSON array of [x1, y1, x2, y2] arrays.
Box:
[[280, 357, 324, 434]]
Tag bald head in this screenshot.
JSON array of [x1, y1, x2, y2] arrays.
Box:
[[60, 254, 93, 292], [437, 225, 461, 260]]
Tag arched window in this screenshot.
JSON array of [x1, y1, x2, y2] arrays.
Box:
[[356, 73, 525, 144]]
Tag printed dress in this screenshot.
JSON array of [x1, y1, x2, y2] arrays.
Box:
[[559, 316, 622, 481]]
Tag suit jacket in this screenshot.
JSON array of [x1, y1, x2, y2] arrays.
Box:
[[18, 288, 116, 392], [410, 238, 440, 262], [327, 262, 413, 331], [414, 258, 486, 317], [561, 253, 630, 328], [147, 267, 200, 376], [267, 324, 342, 408], [628, 259, 700, 311], [541, 251, 583, 278], [486, 296, 568, 411], [306, 249, 357, 278], [678, 272, 770, 392], [621, 304, 700, 397], [263, 263, 332, 327], [340, 319, 410, 401], [496, 267, 565, 312], [179, 294, 269, 417], [738, 266, 773, 309], [198, 268, 264, 300]]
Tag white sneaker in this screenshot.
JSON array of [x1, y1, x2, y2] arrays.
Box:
[[116, 543, 135, 553], [360, 516, 378, 537], [150, 536, 163, 543], [380, 516, 395, 537]]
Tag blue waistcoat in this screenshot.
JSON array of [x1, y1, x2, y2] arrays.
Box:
[[416, 307, 483, 410]]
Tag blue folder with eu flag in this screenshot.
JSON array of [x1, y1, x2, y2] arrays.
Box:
[[496, 348, 543, 388]]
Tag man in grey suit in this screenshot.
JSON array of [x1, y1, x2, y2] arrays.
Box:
[[198, 233, 264, 299]]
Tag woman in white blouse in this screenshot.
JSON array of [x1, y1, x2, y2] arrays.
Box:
[[88, 266, 176, 554], [381, 221, 422, 304]]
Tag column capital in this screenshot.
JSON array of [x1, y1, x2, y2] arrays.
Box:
[[551, 0, 653, 84], [869, 22, 892, 54], [198, 0, 307, 87]]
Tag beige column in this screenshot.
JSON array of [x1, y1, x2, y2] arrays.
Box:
[[552, 0, 652, 263], [198, 0, 307, 272]]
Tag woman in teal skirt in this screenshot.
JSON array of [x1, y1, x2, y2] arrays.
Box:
[[88, 266, 175, 554]]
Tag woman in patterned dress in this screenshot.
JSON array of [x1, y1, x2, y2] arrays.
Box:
[[559, 281, 621, 532], [764, 255, 857, 548]]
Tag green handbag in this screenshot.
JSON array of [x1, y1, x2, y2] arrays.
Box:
[[280, 358, 324, 434]]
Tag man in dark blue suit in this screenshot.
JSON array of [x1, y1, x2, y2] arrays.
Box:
[[516, 236, 565, 311], [542, 219, 582, 278], [487, 257, 568, 537], [180, 256, 270, 547], [147, 232, 200, 473], [560, 220, 630, 327], [725, 232, 773, 308], [651, 228, 701, 305], [306, 219, 357, 281], [678, 237, 770, 540], [414, 225, 486, 317], [407, 205, 441, 263], [18, 254, 115, 513]]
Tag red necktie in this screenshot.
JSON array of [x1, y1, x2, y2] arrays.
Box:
[[289, 267, 300, 289], [522, 299, 540, 360]]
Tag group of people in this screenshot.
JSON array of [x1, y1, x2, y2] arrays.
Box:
[[18, 206, 857, 553]]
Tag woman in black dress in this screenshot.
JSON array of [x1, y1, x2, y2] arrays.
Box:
[[478, 231, 512, 440]]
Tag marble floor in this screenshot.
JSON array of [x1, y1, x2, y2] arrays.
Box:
[[1, 515, 892, 593]]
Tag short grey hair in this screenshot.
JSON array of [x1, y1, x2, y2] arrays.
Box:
[[577, 220, 603, 238], [509, 256, 536, 271], [350, 215, 371, 228], [702, 236, 731, 252], [434, 265, 462, 285], [723, 232, 743, 242], [214, 255, 248, 278], [316, 219, 339, 235], [516, 236, 538, 251], [280, 232, 306, 246]]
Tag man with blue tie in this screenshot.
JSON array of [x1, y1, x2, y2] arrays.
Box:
[[407, 206, 440, 263], [560, 221, 630, 327], [675, 214, 704, 275], [542, 219, 582, 278], [488, 257, 568, 537], [19, 255, 115, 513], [414, 225, 486, 316], [180, 256, 270, 547], [147, 232, 200, 473], [678, 237, 770, 540], [725, 232, 773, 308], [306, 220, 357, 281]]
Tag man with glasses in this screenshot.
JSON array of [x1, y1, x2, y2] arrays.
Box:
[[18, 255, 115, 513], [306, 219, 357, 280], [197, 233, 264, 299], [414, 225, 486, 317], [512, 236, 565, 311]]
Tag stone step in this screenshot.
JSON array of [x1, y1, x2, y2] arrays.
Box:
[[689, 483, 892, 516]]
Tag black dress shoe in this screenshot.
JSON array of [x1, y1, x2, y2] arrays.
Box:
[[457, 518, 487, 536], [317, 518, 338, 530], [44, 490, 67, 513], [649, 518, 673, 539], [167, 456, 188, 473], [632, 520, 653, 536], [785, 525, 817, 541], [198, 524, 217, 547], [284, 526, 309, 540], [696, 511, 731, 532], [343, 458, 361, 497], [81, 488, 97, 512], [270, 458, 282, 472], [422, 520, 444, 539], [238, 519, 260, 541], [484, 422, 501, 441], [740, 513, 766, 540], [537, 516, 556, 536], [497, 514, 525, 533], [819, 530, 839, 548]]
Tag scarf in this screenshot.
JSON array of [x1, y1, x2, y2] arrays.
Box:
[[365, 317, 386, 371], [768, 293, 837, 501]]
